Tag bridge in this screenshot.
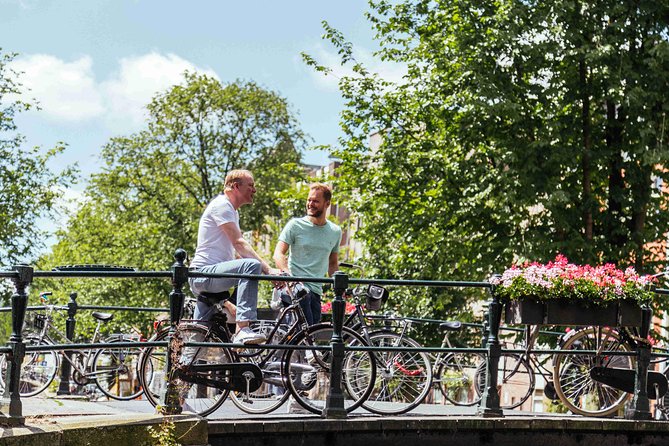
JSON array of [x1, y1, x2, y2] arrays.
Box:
[[3, 250, 669, 445], [3, 395, 669, 446]]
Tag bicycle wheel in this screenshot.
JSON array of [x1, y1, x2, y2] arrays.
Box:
[[0, 335, 59, 397], [437, 352, 485, 406], [553, 326, 633, 417], [283, 324, 376, 415], [93, 336, 144, 400], [139, 324, 232, 417], [138, 329, 168, 407], [230, 320, 291, 414], [360, 331, 432, 415], [655, 366, 669, 420], [474, 353, 534, 410]]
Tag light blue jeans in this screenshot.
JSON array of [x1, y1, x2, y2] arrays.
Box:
[[189, 258, 262, 323]]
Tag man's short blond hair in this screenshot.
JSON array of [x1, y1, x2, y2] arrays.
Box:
[[224, 169, 253, 191], [310, 182, 332, 202]]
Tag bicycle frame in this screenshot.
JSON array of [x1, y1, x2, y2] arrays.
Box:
[[30, 305, 107, 382]]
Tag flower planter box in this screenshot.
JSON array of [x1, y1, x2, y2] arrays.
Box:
[[504, 298, 544, 325], [618, 299, 644, 327], [504, 298, 643, 326]]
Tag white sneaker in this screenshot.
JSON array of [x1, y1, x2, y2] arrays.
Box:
[[233, 327, 267, 345]]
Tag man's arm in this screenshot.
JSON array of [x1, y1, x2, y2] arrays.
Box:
[[273, 240, 290, 272], [220, 222, 279, 276], [328, 251, 339, 277]]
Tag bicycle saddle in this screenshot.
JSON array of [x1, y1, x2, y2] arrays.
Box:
[[439, 321, 462, 331], [92, 312, 114, 322], [196, 290, 231, 305]]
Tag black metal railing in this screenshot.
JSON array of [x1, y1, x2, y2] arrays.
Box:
[[2, 249, 668, 425]]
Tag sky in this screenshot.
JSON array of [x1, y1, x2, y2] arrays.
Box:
[[1, 0, 405, 248], [1, 0, 403, 183]]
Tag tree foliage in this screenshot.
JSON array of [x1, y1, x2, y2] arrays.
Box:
[[305, 1, 669, 319], [0, 49, 78, 267], [38, 73, 307, 336]]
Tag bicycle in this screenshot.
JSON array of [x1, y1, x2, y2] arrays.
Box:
[[342, 284, 487, 414], [490, 321, 667, 417], [471, 324, 563, 411], [551, 325, 669, 417], [651, 348, 669, 420], [138, 283, 376, 416], [0, 291, 144, 400]]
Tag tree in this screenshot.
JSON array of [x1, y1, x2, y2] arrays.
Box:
[[38, 73, 307, 335], [304, 1, 669, 320], [0, 49, 78, 267]]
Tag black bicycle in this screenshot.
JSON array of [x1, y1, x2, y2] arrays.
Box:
[[138, 284, 376, 416]]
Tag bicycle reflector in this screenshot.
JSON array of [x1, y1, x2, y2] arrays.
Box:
[[365, 284, 389, 311]]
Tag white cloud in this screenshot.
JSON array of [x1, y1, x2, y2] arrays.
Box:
[[101, 52, 219, 131], [9, 54, 105, 121], [304, 43, 407, 90], [8, 52, 219, 131]]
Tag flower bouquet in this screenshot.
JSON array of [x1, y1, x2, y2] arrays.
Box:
[[490, 255, 656, 326]]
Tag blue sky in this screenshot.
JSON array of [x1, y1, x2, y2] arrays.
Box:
[[1, 0, 408, 253], [1, 0, 404, 184]]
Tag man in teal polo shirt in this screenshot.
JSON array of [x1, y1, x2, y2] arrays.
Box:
[[273, 183, 342, 325]]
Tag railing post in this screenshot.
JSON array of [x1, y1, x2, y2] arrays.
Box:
[[1, 264, 33, 425], [323, 271, 348, 419], [626, 304, 653, 420], [477, 274, 504, 417], [160, 248, 188, 415], [480, 309, 490, 348], [57, 292, 78, 396]]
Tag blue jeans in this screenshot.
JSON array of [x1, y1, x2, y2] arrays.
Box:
[[189, 258, 261, 323], [299, 291, 322, 326]]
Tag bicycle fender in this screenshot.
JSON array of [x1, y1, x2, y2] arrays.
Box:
[[590, 366, 668, 399]]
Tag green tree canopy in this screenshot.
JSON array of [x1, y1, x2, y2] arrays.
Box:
[[305, 1, 669, 319], [38, 73, 307, 335], [0, 49, 78, 267]]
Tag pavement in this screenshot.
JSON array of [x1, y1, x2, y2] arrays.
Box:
[[5, 393, 485, 419]]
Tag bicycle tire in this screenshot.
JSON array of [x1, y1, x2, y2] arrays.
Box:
[[437, 352, 485, 406], [474, 353, 534, 410], [656, 366, 669, 420], [553, 326, 632, 417], [0, 335, 59, 397], [139, 324, 232, 417], [93, 336, 144, 400], [282, 323, 376, 415], [230, 320, 291, 414], [138, 328, 168, 407], [361, 331, 432, 415]]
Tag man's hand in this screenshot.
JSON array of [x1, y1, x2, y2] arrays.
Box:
[[267, 267, 286, 288]]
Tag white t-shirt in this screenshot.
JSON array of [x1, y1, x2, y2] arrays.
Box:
[[190, 194, 238, 268]]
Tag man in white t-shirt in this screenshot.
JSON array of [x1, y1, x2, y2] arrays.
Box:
[[189, 169, 282, 344]]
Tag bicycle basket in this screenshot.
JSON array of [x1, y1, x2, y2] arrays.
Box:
[[33, 314, 48, 330], [365, 284, 389, 311]]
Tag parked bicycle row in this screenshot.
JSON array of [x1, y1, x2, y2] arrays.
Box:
[[4, 282, 669, 419], [144, 282, 669, 418]]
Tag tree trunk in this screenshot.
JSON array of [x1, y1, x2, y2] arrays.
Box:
[[630, 162, 652, 272], [580, 59, 593, 246], [605, 100, 626, 259]]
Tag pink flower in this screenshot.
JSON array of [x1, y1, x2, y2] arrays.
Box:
[[491, 254, 656, 304]]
